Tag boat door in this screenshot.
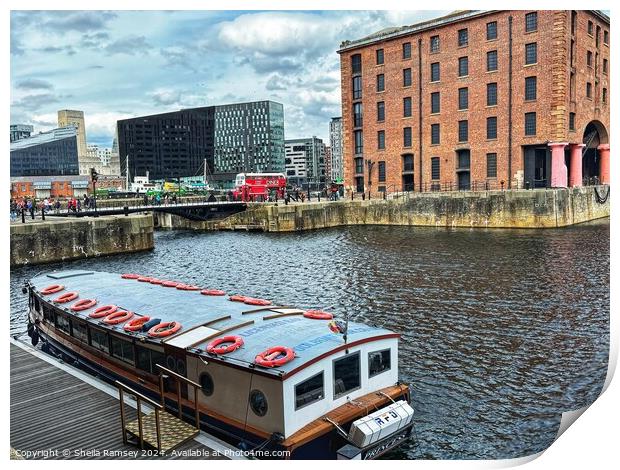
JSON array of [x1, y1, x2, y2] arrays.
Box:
[[162, 348, 189, 400]]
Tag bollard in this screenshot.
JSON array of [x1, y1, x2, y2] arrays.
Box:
[[317, 193, 320, 202], [41, 207, 45, 221], [21, 209, 25, 223], [124, 206, 129, 216]]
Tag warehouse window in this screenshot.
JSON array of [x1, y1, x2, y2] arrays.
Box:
[[430, 35, 440, 53], [487, 117, 498, 140], [378, 130, 385, 150], [587, 51, 593, 67], [403, 97, 412, 117], [588, 20, 593, 36], [431, 124, 440, 145], [603, 88, 607, 104], [525, 12, 538, 32], [403, 68, 412, 87], [351, 54, 362, 74], [525, 76, 537, 100], [377, 101, 385, 122], [458, 87, 468, 110], [458, 120, 468, 142], [377, 74, 385, 92], [604, 30, 609, 45], [487, 82, 498, 106], [487, 153, 498, 178], [487, 50, 498, 71], [352, 76, 362, 100], [353, 102, 363, 127], [430, 62, 440, 82], [354, 130, 363, 154], [569, 113, 576, 131], [431, 157, 440, 180], [403, 127, 412, 147], [525, 112, 536, 136], [458, 28, 468, 47], [430, 92, 440, 114], [586, 82, 592, 99], [376, 49, 384, 65], [603, 58, 608, 74], [487, 21, 497, 40], [525, 43, 537, 65], [378, 161, 386, 182], [458, 56, 469, 77], [403, 42, 411, 59]]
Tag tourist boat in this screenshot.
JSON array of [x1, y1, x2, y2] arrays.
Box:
[[24, 269, 414, 459]]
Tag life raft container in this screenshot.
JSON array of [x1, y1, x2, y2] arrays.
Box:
[[53, 291, 78, 303], [161, 281, 179, 288], [123, 316, 151, 332], [201, 289, 226, 296], [244, 298, 272, 306], [89, 305, 118, 318], [206, 335, 244, 355], [41, 284, 64, 295], [229, 295, 246, 302], [149, 279, 163, 285], [70, 299, 97, 312], [255, 346, 295, 368], [148, 321, 181, 338], [103, 310, 134, 325], [137, 276, 152, 282], [303, 310, 334, 320], [121, 273, 140, 279]]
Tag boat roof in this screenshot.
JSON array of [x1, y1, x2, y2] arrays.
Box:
[[30, 270, 398, 377]]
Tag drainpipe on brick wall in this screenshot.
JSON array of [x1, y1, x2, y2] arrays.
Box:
[[508, 16, 513, 189], [418, 37, 423, 192]]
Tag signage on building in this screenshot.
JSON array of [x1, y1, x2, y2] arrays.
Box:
[[33, 181, 52, 189], [71, 181, 89, 188]]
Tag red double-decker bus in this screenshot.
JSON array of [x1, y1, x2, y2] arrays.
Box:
[[232, 173, 286, 202]]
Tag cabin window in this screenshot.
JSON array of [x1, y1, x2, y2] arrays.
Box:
[[136, 346, 165, 374], [111, 336, 135, 365], [71, 319, 88, 343], [199, 372, 214, 397], [333, 351, 361, 398], [42, 304, 55, 322], [89, 327, 109, 353], [249, 389, 268, 417], [295, 372, 325, 410], [55, 313, 71, 335], [368, 349, 392, 377]]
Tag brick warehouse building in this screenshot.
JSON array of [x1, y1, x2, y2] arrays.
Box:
[[338, 10, 610, 196]]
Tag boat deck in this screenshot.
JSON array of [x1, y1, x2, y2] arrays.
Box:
[[10, 340, 231, 460]]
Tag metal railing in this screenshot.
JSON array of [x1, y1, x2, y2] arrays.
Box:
[[116, 380, 164, 451], [156, 363, 202, 429]]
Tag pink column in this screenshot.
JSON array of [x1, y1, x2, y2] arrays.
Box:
[[598, 144, 610, 184], [569, 143, 585, 187], [548, 142, 568, 188]]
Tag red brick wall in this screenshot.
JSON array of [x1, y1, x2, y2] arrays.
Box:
[[339, 10, 610, 195]]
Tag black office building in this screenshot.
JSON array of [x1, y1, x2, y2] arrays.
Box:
[[10, 127, 79, 177], [117, 107, 215, 181], [117, 101, 285, 185]]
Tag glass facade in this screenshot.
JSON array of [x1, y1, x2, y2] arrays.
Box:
[[10, 127, 79, 177]]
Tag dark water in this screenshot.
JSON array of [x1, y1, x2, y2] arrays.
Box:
[[10, 220, 610, 459]]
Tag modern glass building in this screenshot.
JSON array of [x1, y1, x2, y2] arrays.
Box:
[[117, 100, 285, 187], [10, 126, 79, 177], [10, 124, 34, 143]]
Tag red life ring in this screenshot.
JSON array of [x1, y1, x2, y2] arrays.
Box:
[[70, 299, 97, 312], [303, 310, 334, 320], [244, 297, 272, 306], [201, 289, 226, 296], [148, 321, 182, 338], [206, 335, 244, 355], [137, 276, 152, 282], [103, 310, 134, 325], [161, 281, 179, 288], [89, 305, 117, 318], [177, 284, 200, 291], [121, 273, 140, 279], [149, 279, 163, 285], [53, 292, 78, 304], [41, 284, 64, 295], [124, 316, 151, 332], [229, 295, 246, 302], [255, 346, 295, 368]]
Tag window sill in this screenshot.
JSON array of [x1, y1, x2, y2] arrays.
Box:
[[430, 50, 440, 55], [458, 44, 469, 48], [403, 85, 412, 89], [458, 75, 469, 79], [430, 143, 440, 147], [524, 98, 537, 103], [430, 112, 441, 116], [524, 134, 537, 137], [376, 90, 385, 94], [458, 108, 468, 112], [487, 37, 498, 42], [525, 29, 538, 34], [524, 63, 538, 67], [486, 104, 498, 108], [486, 138, 498, 142], [487, 69, 498, 74], [429, 80, 441, 85]]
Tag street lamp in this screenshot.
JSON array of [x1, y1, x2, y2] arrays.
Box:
[[90, 167, 99, 216], [366, 159, 375, 200]]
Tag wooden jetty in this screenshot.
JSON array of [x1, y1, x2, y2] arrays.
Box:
[[10, 340, 240, 460]]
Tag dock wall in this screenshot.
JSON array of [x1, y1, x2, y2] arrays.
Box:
[[10, 214, 154, 267], [216, 186, 610, 232]]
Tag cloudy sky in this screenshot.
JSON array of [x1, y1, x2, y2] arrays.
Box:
[[10, 10, 448, 148]]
